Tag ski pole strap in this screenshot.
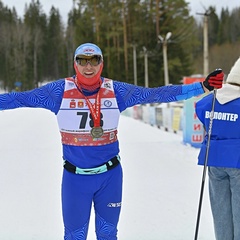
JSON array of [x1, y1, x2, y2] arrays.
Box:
[[63, 155, 120, 175]]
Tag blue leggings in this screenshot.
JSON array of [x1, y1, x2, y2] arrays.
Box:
[[62, 164, 123, 240]]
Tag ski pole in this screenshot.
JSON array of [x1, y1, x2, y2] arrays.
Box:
[[194, 89, 217, 240]]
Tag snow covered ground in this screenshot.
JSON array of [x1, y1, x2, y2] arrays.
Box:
[[0, 108, 215, 239]]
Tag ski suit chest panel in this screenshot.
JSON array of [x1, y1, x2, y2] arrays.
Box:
[[57, 78, 120, 146], [196, 94, 240, 168]]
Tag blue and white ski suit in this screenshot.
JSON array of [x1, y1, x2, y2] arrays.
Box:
[[0, 77, 204, 239]]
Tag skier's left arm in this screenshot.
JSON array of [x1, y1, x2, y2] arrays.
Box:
[[178, 68, 224, 100], [114, 69, 224, 111]]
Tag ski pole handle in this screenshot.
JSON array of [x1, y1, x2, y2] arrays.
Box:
[[203, 69, 224, 91]]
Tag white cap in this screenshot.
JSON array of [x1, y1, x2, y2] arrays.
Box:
[[226, 57, 240, 85], [74, 43, 103, 60]]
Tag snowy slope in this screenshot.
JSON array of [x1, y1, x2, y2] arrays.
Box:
[[0, 108, 214, 239]]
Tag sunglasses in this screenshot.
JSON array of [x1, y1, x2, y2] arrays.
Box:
[[76, 55, 102, 66]]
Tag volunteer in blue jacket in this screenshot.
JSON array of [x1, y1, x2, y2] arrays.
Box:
[[0, 43, 223, 240], [196, 57, 240, 240]]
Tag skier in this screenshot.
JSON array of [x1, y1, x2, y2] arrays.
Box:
[[0, 43, 224, 240], [196, 57, 240, 240]]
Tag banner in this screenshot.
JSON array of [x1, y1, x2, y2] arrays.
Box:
[[182, 77, 205, 148], [172, 107, 182, 133]]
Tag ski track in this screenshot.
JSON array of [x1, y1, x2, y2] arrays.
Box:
[[0, 108, 214, 239]]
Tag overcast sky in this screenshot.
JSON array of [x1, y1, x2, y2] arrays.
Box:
[[2, 0, 240, 23]]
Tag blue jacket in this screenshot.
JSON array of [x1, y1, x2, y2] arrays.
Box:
[[0, 77, 204, 168], [196, 91, 240, 168]]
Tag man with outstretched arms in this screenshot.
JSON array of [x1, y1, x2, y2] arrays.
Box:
[[0, 43, 224, 239]]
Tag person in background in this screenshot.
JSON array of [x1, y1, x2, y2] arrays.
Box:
[[0, 43, 223, 240], [196, 57, 240, 240]]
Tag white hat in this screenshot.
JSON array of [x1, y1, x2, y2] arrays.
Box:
[[74, 43, 103, 60], [226, 57, 240, 85]]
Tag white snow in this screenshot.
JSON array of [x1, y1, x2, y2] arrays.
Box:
[[0, 108, 215, 239]]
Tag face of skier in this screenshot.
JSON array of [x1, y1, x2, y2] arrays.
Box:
[[73, 43, 104, 86], [75, 55, 103, 79]]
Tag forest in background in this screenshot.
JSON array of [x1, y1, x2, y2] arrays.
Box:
[[0, 0, 240, 91]]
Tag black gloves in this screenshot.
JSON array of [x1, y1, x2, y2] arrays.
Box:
[[203, 69, 224, 91]]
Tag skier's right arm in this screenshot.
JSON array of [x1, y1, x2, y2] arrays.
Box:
[[0, 79, 65, 114]]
